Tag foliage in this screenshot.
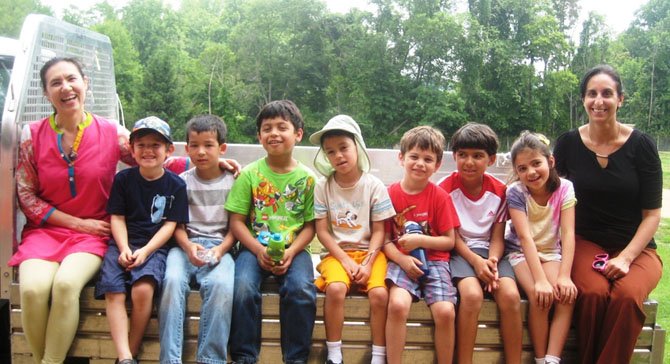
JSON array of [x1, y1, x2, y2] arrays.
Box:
[[2, 0, 670, 148]]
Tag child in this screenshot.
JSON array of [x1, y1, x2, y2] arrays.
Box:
[[505, 132, 578, 364], [384, 126, 460, 364], [159, 115, 236, 364], [437, 122, 522, 364], [310, 115, 396, 364], [225, 100, 317, 364], [95, 116, 188, 364]]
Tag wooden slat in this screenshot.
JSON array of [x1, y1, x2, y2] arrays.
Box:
[[9, 283, 661, 325]]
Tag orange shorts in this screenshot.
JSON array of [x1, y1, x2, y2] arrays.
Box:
[[314, 250, 387, 293]]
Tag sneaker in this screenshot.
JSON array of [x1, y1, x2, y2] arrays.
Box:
[[116, 359, 137, 364], [326, 360, 343, 364]]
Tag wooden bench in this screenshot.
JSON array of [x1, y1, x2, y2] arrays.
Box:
[[6, 145, 667, 363], [9, 279, 666, 364]]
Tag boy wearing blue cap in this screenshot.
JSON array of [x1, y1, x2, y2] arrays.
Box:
[[95, 116, 189, 364]]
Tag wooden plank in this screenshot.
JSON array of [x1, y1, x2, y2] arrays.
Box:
[[10, 283, 661, 326], [11, 333, 656, 364]]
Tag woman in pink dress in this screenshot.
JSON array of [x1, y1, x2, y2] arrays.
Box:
[[7, 57, 136, 364]]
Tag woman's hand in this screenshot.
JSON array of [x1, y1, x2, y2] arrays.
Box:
[[75, 218, 111, 236], [603, 255, 631, 281]]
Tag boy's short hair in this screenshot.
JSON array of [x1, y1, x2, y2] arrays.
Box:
[[451, 122, 499, 156], [185, 114, 228, 144], [399, 126, 446, 163], [255, 100, 304, 132]]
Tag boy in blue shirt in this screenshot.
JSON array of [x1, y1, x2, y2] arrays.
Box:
[[226, 100, 317, 364], [95, 116, 188, 364], [159, 115, 236, 364]]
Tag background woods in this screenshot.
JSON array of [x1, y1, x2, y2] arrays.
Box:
[[2, 0, 670, 149]]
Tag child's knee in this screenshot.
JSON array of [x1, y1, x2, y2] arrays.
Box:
[[368, 287, 389, 308], [131, 279, 156, 300], [326, 282, 348, 301], [387, 298, 411, 319], [432, 302, 456, 322]]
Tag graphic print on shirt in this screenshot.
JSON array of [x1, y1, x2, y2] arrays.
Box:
[[151, 194, 175, 223], [249, 171, 314, 245], [392, 205, 433, 242], [333, 209, 360, 229]]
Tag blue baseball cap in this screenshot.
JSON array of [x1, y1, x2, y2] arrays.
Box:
[[130, 116, 172, 144]]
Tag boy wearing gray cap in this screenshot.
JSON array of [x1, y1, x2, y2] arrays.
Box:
[[310, 115, 396, 364], [95, 116, 189, 364]]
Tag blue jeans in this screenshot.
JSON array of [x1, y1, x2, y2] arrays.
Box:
[[158, 239, 235, 364], [229, 248, 316, 364]]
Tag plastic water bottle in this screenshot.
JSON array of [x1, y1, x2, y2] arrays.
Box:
[[404, 221, 429, 277], [266, 233, 285, 264], [196, 249, 217, 265]]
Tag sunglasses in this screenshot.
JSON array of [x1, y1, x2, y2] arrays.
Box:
[[592, 253, 609, 272]]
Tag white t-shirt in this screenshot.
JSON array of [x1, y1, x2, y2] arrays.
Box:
[[180, 168, 235, 240], [314, 173, 395, 250]]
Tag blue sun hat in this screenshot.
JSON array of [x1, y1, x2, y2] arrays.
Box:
[[309, 114, 371, 177], [130, 116, 172, 144]]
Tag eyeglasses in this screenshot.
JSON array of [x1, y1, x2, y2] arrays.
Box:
[[592, 253, 609, 272], [361, 238, 397, 266]]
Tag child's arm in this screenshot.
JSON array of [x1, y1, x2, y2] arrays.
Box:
[[316, 218, 359, 280], [383, 231, 426, 281], [229, 212, 274, 271], [174, 224, 207, 267], [128, 221, 178, 270], [273, 220, 316, 275], [508, 208, 554, 309], [355, 220, 386, 285], [397, 229, 455, 252], [111, 214, 133, 269], [211, 230, 236, 262], [555, 206, 577, 304]]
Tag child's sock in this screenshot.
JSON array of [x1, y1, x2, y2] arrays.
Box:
[[326, 340, 343, 363], [534, 358, 545, 364], [545, 355, 561, 364], [371, 345, 386, 364]]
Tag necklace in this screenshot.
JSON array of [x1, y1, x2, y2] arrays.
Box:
[[51, 112, 91, 163], [589, 122, 621, 159]]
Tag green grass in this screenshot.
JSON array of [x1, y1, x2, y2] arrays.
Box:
[[650, 217, 670, 363], [661, 151, 670, 189]]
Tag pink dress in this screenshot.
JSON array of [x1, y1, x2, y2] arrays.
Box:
[[8, 114, 129, 265]]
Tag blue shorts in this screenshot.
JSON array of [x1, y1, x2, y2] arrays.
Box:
[[95, 241, 167, 299], [386, 260, 458, 306], [450, 248, 515, 281]]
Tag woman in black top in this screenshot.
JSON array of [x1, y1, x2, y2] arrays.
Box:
[[553, 64, 662, 364]]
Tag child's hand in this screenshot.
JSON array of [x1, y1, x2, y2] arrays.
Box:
[[354, 262, 371, 286], [270, 248, 296, 276], [187, 242, 207, 267], [256, 248, 275, 272], [474, 256, 497, 287], [341, 256, 360, 280], [399, 254, 425, 281], [209, 245, 225, 265], [397, 234, 422, 252], [534, 279, 554, 309], [127, 247, 149, 270], [118, 248, 134, 269], [554, 276, 578, 304]]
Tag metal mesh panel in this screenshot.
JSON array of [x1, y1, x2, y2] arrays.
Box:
[[16, 15, 117, 128]]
